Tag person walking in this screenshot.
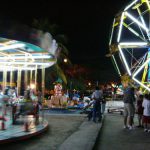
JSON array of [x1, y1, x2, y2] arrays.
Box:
[[91, 86, 103, 123]]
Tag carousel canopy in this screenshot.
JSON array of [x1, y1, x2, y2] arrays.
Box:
[[0, 21, 58, 71]]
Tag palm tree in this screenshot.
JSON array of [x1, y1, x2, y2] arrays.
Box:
[[31, 18, 71, 88]]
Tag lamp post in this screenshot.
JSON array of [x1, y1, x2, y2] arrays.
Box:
[[88, 82, 91, 94], [63, 58, 68, 63]]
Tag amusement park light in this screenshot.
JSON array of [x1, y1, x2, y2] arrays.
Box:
[[118, 45, 131, 76], [125, 12, 149, 32], [30, 84, 35, 89], [0, 43, 25, 51], [112, 55, 121, 76], [119, 42, 147, 46], [0, 61, 51, 65], [124, 0, 138, 11], [63, 58, 68, 63], [117, 12, 125, 42], [145, 0, 150, 10], [0, 55, 52, 60], [132, 77, 150, 92], [123, 23, 140, 37], [133, 57, 150, 77], [109, 18, 116, 46]]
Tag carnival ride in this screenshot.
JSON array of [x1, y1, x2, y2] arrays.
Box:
[[107, 0, 150, 92], [0, 22, 58, 143]]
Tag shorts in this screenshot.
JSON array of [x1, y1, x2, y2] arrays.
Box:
[[143, 116, 150, 124], [124, 103, 134, 117]]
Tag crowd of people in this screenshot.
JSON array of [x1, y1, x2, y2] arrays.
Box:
[[122, 83, 150, 132]]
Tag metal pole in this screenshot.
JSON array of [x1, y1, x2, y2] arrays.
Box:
[[25, 70, 28, 90], [10, 70, 13, 88], [17, 69, 21, 96], [42, 67, 45, 103], [35, 65, 37, 91], [30, 70, 33, 86], [3, 69, 6, 92]]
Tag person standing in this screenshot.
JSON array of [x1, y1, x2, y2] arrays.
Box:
[[101, 96, 106, 114], [123, 83, 135, 129], [142, 94, 150, 132], [91, 86, 103, 122], [136, 94, 144, 128]]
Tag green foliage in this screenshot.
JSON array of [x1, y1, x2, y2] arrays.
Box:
[[32, 18, 71, 86]]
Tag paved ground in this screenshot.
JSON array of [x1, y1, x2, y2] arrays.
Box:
[[0, 114, 86, 150], [94, 113, 150, 150], [0, 101, 127, 150]]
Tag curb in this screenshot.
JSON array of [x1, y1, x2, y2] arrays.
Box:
[[58, 115, 104, 150]]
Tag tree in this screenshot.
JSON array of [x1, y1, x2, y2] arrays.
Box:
[[32, 18, 71, 88]]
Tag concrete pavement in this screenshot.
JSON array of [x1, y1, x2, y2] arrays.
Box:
[[94, 113, 150, 150], [58, 116, 103, 150]]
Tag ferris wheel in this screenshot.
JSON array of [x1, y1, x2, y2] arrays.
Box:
[[108, 0, 150, 91]]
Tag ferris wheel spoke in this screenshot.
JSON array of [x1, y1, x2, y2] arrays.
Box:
[[123, 22, 147, 42], [109, 18, 116, 46], [125, 12, 149, 32]]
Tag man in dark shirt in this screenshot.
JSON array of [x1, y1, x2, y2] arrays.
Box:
[[123, 83, 135, 129]]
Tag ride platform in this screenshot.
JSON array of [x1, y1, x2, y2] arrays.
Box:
[[0, 112, 48, 144]]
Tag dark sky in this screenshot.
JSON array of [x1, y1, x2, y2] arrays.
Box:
[[0, 0, 130, 83]]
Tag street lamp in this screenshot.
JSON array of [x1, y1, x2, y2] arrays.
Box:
[[88, 82, 91, 94], [64, 58, 68, 63], [88, 82, 91, 86]]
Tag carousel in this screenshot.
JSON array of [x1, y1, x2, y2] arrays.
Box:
[[0, 21, 58, 143]]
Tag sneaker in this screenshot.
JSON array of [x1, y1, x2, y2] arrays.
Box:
[[148, 129, 150, 133], [123, 125, 128, 129], [144, 129, 148, 132], [128, 126, 133, 130]]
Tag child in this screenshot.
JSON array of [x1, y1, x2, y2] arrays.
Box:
[[142, 94, 150, 132], [136, 94, 144, 127]]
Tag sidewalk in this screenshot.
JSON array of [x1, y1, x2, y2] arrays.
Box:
[[58, 116, 104, 150], [94, 113, 150, 150]]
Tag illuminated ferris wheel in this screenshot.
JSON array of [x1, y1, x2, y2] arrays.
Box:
[[108, 0, 150, 91]]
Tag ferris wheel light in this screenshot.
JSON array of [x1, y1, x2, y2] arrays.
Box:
[[0, 43, 25, 51], [133, 57, 150, 77], [109, 18, 116, 46], [123, 23, 140, 37], [125, 12, 149, 32], [132, 77, 150, 92], [109, 0, 150, 92], [118, 45, 131, 76], [117, 12, 125, 42], [112, 55, 121, 76], [119, 42, 147, 46], [145, 0, 150, 10], [124, 0, 139, 11]]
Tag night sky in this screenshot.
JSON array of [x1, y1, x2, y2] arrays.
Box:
[[0, 0, 130, 83]]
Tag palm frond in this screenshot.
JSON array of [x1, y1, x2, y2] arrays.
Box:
[[55, 64, 67, 84]]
